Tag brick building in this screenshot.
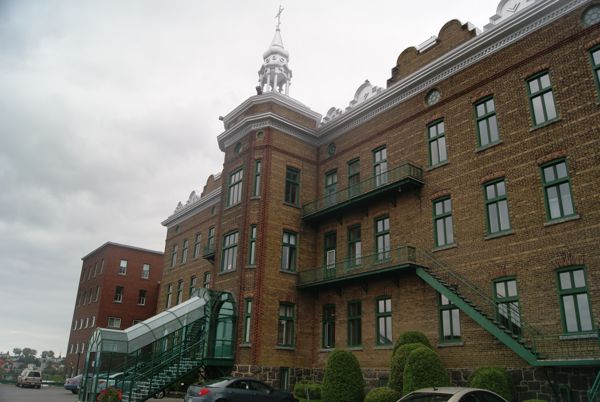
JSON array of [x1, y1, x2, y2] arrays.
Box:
[[159, 0, 600, 400], [65, 242, 163, 377]]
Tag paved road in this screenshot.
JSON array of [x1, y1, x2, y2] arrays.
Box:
[[0, 383, 183, 402]]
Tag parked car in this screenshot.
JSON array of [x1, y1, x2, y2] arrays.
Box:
[[185, 377, 298, 402], [64, 374, 83, 394], [397, 387, 509, 402], [16, 369, 42, 389]]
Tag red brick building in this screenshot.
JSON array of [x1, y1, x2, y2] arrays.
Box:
[[159, 1, 600, 400], [65, 242, 163, 377]]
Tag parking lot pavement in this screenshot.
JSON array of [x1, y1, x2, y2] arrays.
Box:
[[0, 383, 184, 401]]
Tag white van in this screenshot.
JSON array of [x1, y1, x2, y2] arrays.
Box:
[[16, 369, 42, 388]]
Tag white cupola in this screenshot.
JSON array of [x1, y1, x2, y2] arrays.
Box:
[[257, 6, 292, 95]]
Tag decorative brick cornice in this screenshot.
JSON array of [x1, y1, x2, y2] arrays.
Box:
[[551, 250, 585, 269], [479, 171, 507, 185], [521, 63, 551, 79], [471, 91, 494, 103], [585, 37, 600, 49], [430, 190, 451, 200], [537, 150, 568, 165]]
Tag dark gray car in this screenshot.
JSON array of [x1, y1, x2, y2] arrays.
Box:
[[185, 377, 298, 402]]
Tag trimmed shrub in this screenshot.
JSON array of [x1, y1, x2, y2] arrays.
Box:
[[321, 349, 365, 402], [293, 380, 322, 400], [364, 387, 401, 402], [468, 366, 512, 401], [402, 346, 450, 394], [392, 331, 431, 355], [388, 343, 425, 392]]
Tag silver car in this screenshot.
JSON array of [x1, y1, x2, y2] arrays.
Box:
[[397, 387, 509, 402]]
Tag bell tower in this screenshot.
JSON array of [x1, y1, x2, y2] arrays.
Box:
[[257, 6, 292, 95]]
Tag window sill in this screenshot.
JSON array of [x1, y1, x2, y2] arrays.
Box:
[[559, 333, 598, 341], [346, 346, 364, 351], [223, 202, 241, 212], [218, 269, 237, 276], [529, 117, 562, 132], [476, 140, 503, 153], [279, 270, 298, 276], [426, 160, 449, 172], [432, 243, 457, 252], [437, 341, 464, 348], [245, 265, 256, 269], [319, 348, 335, 353], [239, 343, 252, 348], [374, 345, 393, 350], [275, 346, 296, 351], [544, 214, 580, 227], [250, 196, 261, 200], [484, 230, 514, 240], [283, 202, 301, 209]]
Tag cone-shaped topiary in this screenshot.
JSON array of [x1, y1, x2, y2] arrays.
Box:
[[402, 345, 450, 394], [364, 386, 401, 402], [322, 349, 365, 402], [392, 331, 431, 356], [469, 367, 512, 401], [388, 342, 426, 392]]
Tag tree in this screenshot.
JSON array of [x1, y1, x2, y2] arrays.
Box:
[[402, 346, 450, 394], [48, 350, 55, 358], [322, 349, 365, 402], [41, 351, 48, 359], [12, 348, 22, 357]]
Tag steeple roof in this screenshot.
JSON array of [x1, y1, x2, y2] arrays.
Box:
[[263, 28, 289, 59]]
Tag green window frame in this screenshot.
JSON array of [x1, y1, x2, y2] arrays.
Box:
[[348, 225, 362, 268], [375, 216, 390, 261], [181, 239, 189, 263], [176, 279, 184, 304], [484, 179, 511, 235], [541, 159, 576, 221], [527, 71, 558, 126], [324, 231, 336, 271], [277, 303, 295, 346], [373, 146, 388, 187], [322, 304, 335, 349], [279, 368, 290, 391], [253, 159, 262, 197], [284, 167, 300, 205], [591, 46, 600, 98], [439, 293, 461, 343], [493, 278, 521, 336], [474, 96, 500, 148], [227, 168, 244, 207], [207, 227, 215, 253], [203, 271, 211, 288], [281, 231, 297, 272], [242, 298, 252, 344], [324, 169, 338, 206], [347, 300, 362, 347], [557, 267, 594, 334], [189, 275, 197, 297], [348, 158, 360, 197], [170, 244, 178, 268], [165, 283, 173, 308], [376, 296, 392, 345], [433, 197, 454, 247], [428, 119, 447, 166], [192, 233, 201, 259], [248, 224, 257, 266], [220, 231, 239, 272]]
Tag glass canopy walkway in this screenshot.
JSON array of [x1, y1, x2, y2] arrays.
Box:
[[79, 288, 236, 402]]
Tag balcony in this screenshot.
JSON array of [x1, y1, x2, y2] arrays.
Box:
[[302, 162, 424, 221], [297, 245, 418, 289], [203, 244, 216, 261]]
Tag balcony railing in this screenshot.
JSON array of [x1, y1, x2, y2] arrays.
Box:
[[297, 245, 417, 288], [203, 244, 216, 260], [302, 162, 423, 221]]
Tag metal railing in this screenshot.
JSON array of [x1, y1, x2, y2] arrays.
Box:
[[302, 162, 423, 217]]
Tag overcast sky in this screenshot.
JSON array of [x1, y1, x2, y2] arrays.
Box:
[[0, 0, 498, 358]]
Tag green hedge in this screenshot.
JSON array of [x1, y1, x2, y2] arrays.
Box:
[[364, 387, 401, 402], [321, 349, 364, 402], [392, 331, 431, 356], [293, 380, 322, 400], [388, 343, 425, 393], [468, 367, 512, 401], [402, 346, 450, 394]]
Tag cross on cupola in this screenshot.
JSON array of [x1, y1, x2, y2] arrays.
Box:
[[257, 5, 292, 95]]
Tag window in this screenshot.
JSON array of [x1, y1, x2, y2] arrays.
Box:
[[284, 167, 300, 205], [189, 275, 197, 297], [281, 231, 297, 272], [221, 232, 239, 272], [376, 297, 392, 345], [433, 197, 454, 247], [95, 286, 100, 302], [193, 233, 202, 259], [243, 298, 252, 344], [138, 289, 147, 306], [347, 301, 362, 346], [227, 168, 244, 206], [99, 259, 104, 274], [591, 46, 600, 97], [207, 227, 216, 253], [72, 320, 76, 330], [348, 159, 360, 197], [474, 96, 500, 148], [439, 294, 461, 342], [348, 225, 362, 267], [428, 119, 447, 166], [108, 317, 121, 329], [494, 278, 521, 335], [324, 232, 336, 273], [85, 317, 89, 328], [114, 286, 123, 303], [248, 225, 257, 266], [253, 160, 262, 197], [557, 267, 593, 333], [277, 303, 295, 346], [279, 368, 290, 391], [176, 280, 184, 304], [484, 179, 511, 235], [141, 263, 150, 279], [541, 160, 575, 221], [203, 271, 211, 288], [527, 71, 558, 126], [91, 316, 95, 327], [322, 304, 335, 349], [165, 283, 173, 308], [170, 244, 178, 267], [373, 147, 388, 186], [375, 216, 390, 261], [324, 170, 338, 206], [118, 260, 127, 275], [93, 262, 98, 277], [181, 239, 189, 263]]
